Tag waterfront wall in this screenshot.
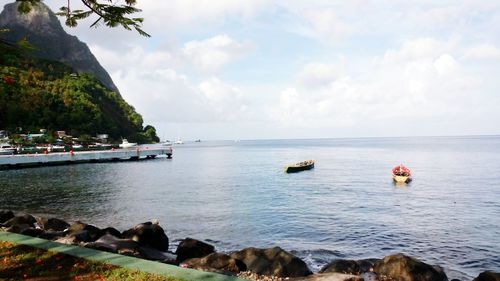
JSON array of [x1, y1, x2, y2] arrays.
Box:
[[0, 145, 172, 169]]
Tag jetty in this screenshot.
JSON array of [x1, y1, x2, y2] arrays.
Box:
[[0, 145, 172, 170]]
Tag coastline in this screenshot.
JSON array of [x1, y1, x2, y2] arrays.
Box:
[[1, 210, 498, 281]]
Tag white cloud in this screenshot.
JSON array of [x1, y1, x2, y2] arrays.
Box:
[[112, 67, 255, 126], [182, 35, 253, 72], [113, 67, 214, 124], [91, 34, 253, 75], [462, 44, 500, 60], [433, 54, 458, 76], [297, 63, 342, 88], [284, 7, 355, 43], [89, 45, 174, 73], [302, 9, 355, 42], [38, 0, 500, 138], [380, 37, 457, 63], [93, 44, 253, 125], [269, 37, 486, 134], [198, 78, 248, 120], [139, 0, 271, 32]]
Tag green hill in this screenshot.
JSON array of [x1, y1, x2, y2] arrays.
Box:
[[0, 2, 120, 94], [0, 39, 157, 143]]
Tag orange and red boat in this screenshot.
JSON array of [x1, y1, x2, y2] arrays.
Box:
[[392, 164, 412, 183]]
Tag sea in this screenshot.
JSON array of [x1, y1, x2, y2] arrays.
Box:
[[1, 136, 500, 280]]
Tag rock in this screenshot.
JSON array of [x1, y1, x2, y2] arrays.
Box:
[[373, 253, 448, 281], [357, 259, 379, 273], [321, 258, 380, 275], [101, 227, 122, 238], [20, 227, 44, 237], [230, 246, 312, 278], [72, 230, 92, 243], [268, 272, 357, 281], [138, 246, 177, 263], [36, 217, 70, 231], [5, 223, 43, 237], [321, 259, 361, 275], [473, 271, 500, 281], [66, 221, 102, 242], [346, 277, 365, 281], [39, 231, 67, 240], [183, 252, 247, 275], [2, 214, 36, 227], [122, 221, 169, 252], [55, 236, 79, 245], [175, 237, 215, 262], [0, 209, 14, 224], [6, 223, 34, 234], [85, 234, 140, 255], [361, 272, 378, 281]]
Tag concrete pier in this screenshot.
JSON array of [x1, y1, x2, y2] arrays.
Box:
[[0, 145, 172, 170]]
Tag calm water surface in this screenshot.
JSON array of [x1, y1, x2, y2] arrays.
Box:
[[1, 136, 500, 279]]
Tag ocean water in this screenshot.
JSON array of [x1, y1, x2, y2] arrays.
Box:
[[1, 136, 500, 280]]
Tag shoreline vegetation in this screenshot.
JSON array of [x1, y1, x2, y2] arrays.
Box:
[[1, 210, 498, 281]]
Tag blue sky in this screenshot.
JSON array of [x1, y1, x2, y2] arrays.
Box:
[[32, 1, 500, 140]]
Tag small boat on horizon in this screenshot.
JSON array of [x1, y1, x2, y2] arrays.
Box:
[[48, 144, 65, 152], [72, 144, 83, 150], [0, 143, 16, 155], [392, 164, 412, 183], [119, 139, 138, 148], [285, 160, 315, 173], [174, 139, 184, 145]]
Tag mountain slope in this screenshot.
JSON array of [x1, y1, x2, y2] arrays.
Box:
[[0, 2, 120, 94], [0, 41, 144, 138]]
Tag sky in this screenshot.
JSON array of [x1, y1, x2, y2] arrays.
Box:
[[16, 1, 500, 140]]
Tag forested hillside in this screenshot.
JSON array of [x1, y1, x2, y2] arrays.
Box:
[[0, 40, 158, 143]]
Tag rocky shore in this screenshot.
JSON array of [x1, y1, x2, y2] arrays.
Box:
[[0, 210, 498, 281]]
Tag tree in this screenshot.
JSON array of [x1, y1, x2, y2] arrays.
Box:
[[15, 0, 149, 37]]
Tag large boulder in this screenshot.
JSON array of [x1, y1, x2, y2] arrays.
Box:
[[122, 221, 169, 252], [321, 259, 361, 274], [85, 234, 140, 256], [0, 210, 14, 224], [39, 231, 67, 240], [85, 234, 176, 262], [183, 252, 247, 275], [357, 259, 379, 273], [6, 223, 34, 234], [321, 258, 379, 275], [473, 271, 500, 281], [101, 227, 122, 238], [175, 238, 215, 262], [138, 246, 177, 263], [36, 217, 70, 231], [55, 236, 80, 245], [290, 272, 361, 281], [66, 221, 102, 242], [2, 214, 36, 227], [373, 253, 448, 281], [230, 246, 312, 278], [19, 227, 44, 237]]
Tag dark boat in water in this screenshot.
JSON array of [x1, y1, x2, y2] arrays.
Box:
[[285, 160, 315, 173]]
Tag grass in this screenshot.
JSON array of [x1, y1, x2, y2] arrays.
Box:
[[0, 240, 185, 281]]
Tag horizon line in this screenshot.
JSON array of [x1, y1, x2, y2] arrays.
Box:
[[170, 134, 500, 143]]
